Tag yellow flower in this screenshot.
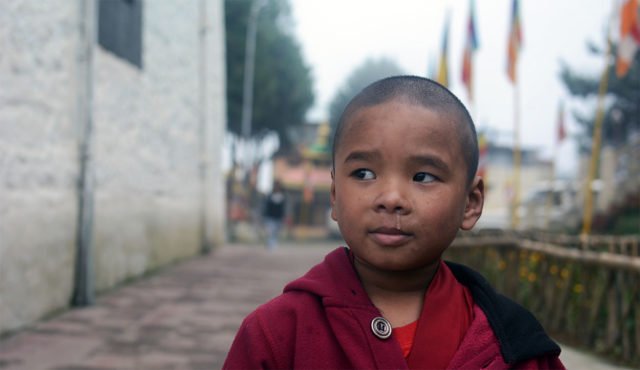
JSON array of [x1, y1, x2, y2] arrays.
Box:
[[573, 284, 584, 294], [529, 252, 541, 263], [560, 268, 570, 279], [528, 272, 537, 282], [549, 265, 559, 275], [498, 260, 507, 271], [519, 266, 528, 278]]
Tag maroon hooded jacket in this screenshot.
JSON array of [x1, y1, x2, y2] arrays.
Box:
[[223, 247, 564, 369]]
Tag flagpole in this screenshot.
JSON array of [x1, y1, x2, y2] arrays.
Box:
[[581, 43, 612, 236], [507, 0, 522, 230], [512, 79, 521, 229], [437, 11, 450, 87], [545, 103, 564, 228], [544, 139, 558, 229], [580, 4, 617, 237]]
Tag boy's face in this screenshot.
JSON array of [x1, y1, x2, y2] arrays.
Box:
[[331, 99, 483, 272]]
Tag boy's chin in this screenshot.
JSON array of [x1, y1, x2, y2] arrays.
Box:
[[354, 252, 442, 273]]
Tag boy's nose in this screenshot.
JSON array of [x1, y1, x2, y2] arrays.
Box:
[[374, 185, 411, 215]]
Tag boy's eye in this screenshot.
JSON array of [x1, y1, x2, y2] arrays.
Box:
[[413, 172, 436, 183], [352, 169, 376, 180]]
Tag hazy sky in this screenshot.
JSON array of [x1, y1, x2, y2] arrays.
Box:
[[290, 0, 613, 174]]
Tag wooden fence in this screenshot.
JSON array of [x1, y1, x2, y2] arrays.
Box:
[[446, 232, 640, 367]]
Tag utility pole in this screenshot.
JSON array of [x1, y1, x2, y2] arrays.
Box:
[[198, 0, 213, 254], [238, 0, 267, 233], [72, 0, 96, 306], [240, 0, 267, 142]]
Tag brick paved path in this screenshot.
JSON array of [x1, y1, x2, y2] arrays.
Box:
[[0, 244, 331, 370], [0, 243, 633, 369]]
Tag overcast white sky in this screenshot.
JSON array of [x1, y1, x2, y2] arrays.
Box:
[[289, 0, 614, 174]]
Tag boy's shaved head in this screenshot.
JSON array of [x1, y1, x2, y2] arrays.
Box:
[[332, 75, 479, 185]]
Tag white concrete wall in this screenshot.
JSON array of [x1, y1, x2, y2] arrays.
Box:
[[0, 0, 80, 335], [0, 0, 226, 335], [206, 0, 228, 249], [92, 0, 202, 290]]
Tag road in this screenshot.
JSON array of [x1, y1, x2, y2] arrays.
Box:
[[0, 243, 633, 369]]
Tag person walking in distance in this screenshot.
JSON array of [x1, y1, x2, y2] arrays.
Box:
[[263, 180, 286, 250]]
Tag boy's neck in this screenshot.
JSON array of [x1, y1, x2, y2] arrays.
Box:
[[353, 257, 440, 327]]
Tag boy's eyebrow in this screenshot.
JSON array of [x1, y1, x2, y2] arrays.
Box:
[[343, 150, 381, 164], [409, 154, 450, 172], [343, 151, 450, 172]]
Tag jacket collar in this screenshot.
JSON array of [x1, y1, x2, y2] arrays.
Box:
[[445, 261, 561, 364]]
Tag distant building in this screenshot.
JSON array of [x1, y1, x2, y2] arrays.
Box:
[[476, 138, 554, 231], [578, 130, 640, 232], [518, 180, 581, 232], [273, 123, 333, 238]]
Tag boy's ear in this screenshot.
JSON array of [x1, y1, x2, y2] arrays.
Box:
[[330, 170, 338, 221], [460, 176, 484, 230]]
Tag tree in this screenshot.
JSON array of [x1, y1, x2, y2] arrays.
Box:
[[561, 39, 639, 233], [328, 58, 406, 140], [225, 0, 314, 149], [560, 41, 640, 154]]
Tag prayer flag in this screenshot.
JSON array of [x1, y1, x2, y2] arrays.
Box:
[[616, 0, 640, 77], [462, 0, 479, 100], [437, 13, 450, 87], [506, 0, 522, 83]]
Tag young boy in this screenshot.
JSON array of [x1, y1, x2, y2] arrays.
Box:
[[223, 76, 564, 369]]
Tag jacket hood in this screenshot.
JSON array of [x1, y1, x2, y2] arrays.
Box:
[[283, 247, 374, 309]]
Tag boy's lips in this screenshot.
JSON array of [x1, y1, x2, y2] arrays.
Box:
[[369, 226, 413, 246]]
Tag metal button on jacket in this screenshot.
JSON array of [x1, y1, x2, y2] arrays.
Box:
[[371, 316, 392, 339]]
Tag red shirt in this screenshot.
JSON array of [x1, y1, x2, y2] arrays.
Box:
[[393, 320, 418, 357], [393, 261, 475, 368]]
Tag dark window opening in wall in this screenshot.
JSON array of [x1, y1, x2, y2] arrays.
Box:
[[98, 0, 143, 68]]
